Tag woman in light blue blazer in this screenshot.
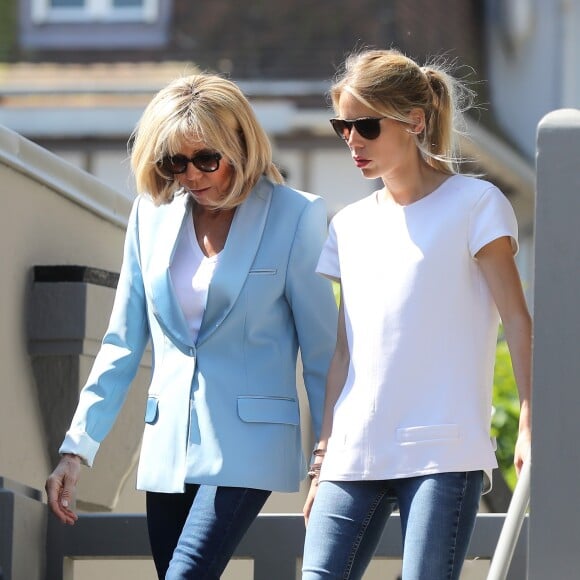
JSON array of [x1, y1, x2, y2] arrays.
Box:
[[45, 74, 338, 579]]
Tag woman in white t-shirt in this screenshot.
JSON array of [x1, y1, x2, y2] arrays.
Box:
[[302, 49, 532, 580]]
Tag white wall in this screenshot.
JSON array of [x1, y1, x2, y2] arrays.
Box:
[[486, 0, 580, 159]]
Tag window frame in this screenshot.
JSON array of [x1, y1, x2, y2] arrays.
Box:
[[31, 0, 158, 23]]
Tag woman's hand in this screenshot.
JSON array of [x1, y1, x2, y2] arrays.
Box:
[[303, 477, 320, 527], [45, 454, 81, 525], [514, 422, 532, 477]]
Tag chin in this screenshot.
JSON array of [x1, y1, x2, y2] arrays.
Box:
[[360, 168, 380, 180]]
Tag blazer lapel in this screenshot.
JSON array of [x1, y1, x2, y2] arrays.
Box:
[[196, 177, 273, 346], [147, 193, 195, 350]]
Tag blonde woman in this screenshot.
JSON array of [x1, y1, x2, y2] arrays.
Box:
[[46, 73, 337, 579], [302, 49, 532, 580]]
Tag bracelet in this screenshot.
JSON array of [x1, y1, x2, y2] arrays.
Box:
[[307, 463, 322, 480], [313, 448, 327, 457]]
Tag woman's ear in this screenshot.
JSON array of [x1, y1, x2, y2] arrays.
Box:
[[408, 108, 426, 135]]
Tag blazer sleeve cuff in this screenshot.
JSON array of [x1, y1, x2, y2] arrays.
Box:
[[59, 430, 100, 467]]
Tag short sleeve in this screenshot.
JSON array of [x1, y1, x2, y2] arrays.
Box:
[[468, 186, 519, 258], [316, 218, 341, 280]]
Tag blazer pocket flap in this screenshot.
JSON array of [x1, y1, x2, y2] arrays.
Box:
[[248, 268, 277, 275], [237, 396, 299, 425], [397, 424, 459, 445], [145, 397, 159, 424]]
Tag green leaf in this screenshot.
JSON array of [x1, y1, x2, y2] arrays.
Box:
[[492, 326, 520, 490]]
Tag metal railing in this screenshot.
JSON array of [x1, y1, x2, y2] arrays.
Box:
[[44, 511, 529, 580], [0, 476, 529, 579], [487, 461, 531, 580]]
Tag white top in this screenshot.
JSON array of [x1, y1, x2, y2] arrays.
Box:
[[316, 175, 518, 491], [170, 214, 220, 343]]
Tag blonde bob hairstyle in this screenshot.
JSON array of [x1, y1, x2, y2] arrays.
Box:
[[130, 73, 284, 208], [330, 48, 475, 175]]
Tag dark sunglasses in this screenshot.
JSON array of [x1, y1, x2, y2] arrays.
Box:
[[329, 117, 386, 141], [158, 151, 222, 175]]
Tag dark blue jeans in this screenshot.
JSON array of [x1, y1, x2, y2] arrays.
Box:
[[146, 484, 271, 579], [302, 471, 483, 580]]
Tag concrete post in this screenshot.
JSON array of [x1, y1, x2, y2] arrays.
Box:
[[529, 109, 580, 578], [0, 478, 46, 580]]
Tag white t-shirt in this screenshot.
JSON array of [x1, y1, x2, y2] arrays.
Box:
[[170, 214, 220, 343], [316, 174, 518, 490]]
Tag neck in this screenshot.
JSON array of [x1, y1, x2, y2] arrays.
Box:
[[192, 204, 236, 257], [381, 164, 450, 206]]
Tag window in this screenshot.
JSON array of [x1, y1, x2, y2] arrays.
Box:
[[22, 0, 170, 50], [32, 0, 158, 23]]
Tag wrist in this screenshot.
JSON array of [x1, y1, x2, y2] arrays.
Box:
[[308, 446, 327, 483], [307, 462, 322, 482]]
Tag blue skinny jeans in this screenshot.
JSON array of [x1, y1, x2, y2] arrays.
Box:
[[302, 471, 483, 580], [146, 484, 271, 579]]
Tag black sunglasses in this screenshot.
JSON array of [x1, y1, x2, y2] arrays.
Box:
[[329, 117, 386, 141], [158, 151, 222, 175]]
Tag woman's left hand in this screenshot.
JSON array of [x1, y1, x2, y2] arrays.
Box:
[[303, 478, 320, 526], [45, 454, 81, 525], [514, 426, 531, 477]]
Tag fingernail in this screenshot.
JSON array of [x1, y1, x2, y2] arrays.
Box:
[[62, 500, 69, 507]]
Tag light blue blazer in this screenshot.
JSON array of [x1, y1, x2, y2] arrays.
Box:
[[60, 177, 338, 493]]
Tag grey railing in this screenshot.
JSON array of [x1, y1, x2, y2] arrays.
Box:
[[1, 477, 528, 579], [44, 512, 528, 580], [487, 461, 531, 580]]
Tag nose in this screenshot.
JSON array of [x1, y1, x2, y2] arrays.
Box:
[[183, 161, 204, 179], [346, 128, 362, 148]]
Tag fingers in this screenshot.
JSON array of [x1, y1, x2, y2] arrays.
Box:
[[46, 478, 78, 525], [45, 456, 81, 525], [513, 445, 524, 477], [58, 486, 79, 525], [302, 481, 319, 527], [303, 499, 311, 526], [513, 428, 532, 479], [46, 477, 75, 525], [303, 504, 311, 527]]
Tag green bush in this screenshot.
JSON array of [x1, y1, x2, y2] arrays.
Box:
[[0, 0, 17, 61], [491, 334, 521, 490]]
